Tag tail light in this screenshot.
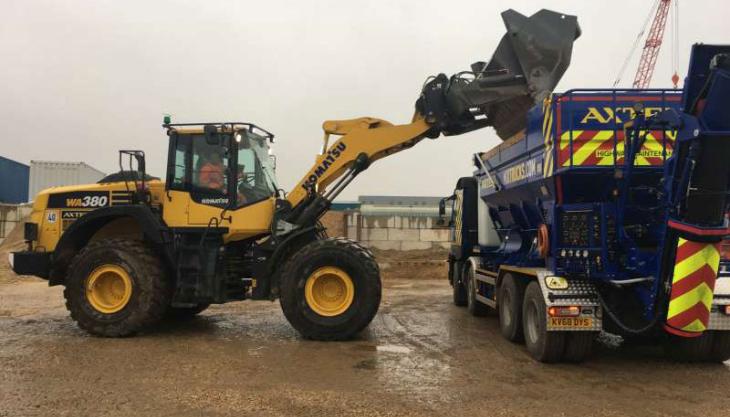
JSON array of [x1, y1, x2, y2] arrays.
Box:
[[548, 306, 580, 317]]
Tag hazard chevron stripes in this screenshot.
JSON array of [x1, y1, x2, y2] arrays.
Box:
[[665, 238, 721, 336], [557, 129, 674, 168], [454, 191, 463, 245], [542, 98, 555, 177]]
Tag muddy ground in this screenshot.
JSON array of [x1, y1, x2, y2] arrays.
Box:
[[2, 250, 730, 417]]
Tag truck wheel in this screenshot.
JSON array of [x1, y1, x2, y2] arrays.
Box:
[[710, 331, 730, 362], [498, 273, 525, 342], [279, 238, 381, 341], [522, 281, 565, 363], [63, 239, 170, 337], [665, 331, 730, 362], [466, 266, 490, 316], [166, 303, 210, 320], [451, 260, 467, 307], [563, 332, 596, 363], [664, 332, 714, 362]]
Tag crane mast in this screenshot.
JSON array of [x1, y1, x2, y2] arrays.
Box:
[[633, 0, 673, 88]]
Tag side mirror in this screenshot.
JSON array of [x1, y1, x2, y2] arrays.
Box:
[[204, 124, 220, 145], [437, 195, 454, 226]]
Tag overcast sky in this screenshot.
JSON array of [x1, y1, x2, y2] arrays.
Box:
[[2, 0, 729, 200]]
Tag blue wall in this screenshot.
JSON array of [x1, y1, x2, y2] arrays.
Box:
[[0, 156, 29, 204]]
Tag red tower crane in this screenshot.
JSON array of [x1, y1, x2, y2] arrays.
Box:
[[633, 0, 676, 88], [614, 0, 679, 89]]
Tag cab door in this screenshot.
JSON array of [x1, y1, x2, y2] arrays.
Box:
[[163, 132, 233, 226]]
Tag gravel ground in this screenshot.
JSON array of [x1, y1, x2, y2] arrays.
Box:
[[2, 262, 730, 417]]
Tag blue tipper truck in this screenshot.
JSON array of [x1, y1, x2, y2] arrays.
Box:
[[443, 44, 730, 363]]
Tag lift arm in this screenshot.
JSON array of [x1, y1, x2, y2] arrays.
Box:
[[283, 8, 581, 228]]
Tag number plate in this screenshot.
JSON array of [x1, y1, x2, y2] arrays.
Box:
[[548, 317, 593, 329]]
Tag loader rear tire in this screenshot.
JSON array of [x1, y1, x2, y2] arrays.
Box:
[[63, 239, 170, 337], [522, 281, 565, 363], [499, 273, 525, 342], [280, 238, 381, 341], [451, 260, 468, 307]]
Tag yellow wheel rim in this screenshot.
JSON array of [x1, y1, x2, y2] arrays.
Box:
[[304, 267, 355, 317], [85, 264, 133, 314]]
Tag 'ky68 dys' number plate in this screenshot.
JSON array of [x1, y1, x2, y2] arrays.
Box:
[[548, 317, 593, 329]]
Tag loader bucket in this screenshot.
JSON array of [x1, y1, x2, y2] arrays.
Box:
[[437, 9, 581, 139]]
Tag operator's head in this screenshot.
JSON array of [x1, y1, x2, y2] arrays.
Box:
[[198, 152, 225, 191]]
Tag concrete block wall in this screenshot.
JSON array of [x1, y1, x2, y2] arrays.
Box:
[[345, 212, 450, 251], [0, 203, 32, 245]]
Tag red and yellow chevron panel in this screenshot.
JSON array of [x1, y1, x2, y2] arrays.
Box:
[[557, 130, 674, 168], [664, 238, 721, 337]]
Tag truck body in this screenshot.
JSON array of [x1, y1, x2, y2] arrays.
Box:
[[446, 44, 730, 362]]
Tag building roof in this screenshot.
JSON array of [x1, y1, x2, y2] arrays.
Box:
[[30, 160, 105, 175], [358, 195, 443, 206], [0, 155, 29, 169]]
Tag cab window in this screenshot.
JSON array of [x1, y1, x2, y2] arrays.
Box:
[[192, 140, 229, 194], [167, 134, 230, 196]]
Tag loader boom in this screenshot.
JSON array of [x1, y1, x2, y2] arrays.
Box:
[[284, 8, 580, 227], [286, 116, 431, 208]]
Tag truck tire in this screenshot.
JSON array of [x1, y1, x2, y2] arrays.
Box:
[[666, 331, 730, 362], [63, 239, 170, 337], [522, 281, 565, 363], [563, 332, 596, 363], [166, 303, 210, 320], [279, 237, 381, 341], [465, 265, 490, 316], [498, 273, 525, 342], [710, 331, 730, 362], [664, 333, 714, 362], [451, 260, 468, 307]]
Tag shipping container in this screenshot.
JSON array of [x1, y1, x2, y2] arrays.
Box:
[[28, 161, 106, 200], [0, 155, 30, 204]]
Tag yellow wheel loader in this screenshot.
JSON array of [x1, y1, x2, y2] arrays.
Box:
[[9, 9, 580, 339]]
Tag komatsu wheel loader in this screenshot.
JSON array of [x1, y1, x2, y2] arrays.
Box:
[[9, 9, 580, 339]]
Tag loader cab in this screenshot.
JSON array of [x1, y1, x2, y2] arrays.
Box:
[[164, 122, 279, 210]]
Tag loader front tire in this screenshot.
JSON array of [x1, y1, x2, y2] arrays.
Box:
[[280, 238, 381, 341], [64, 239, 170, 337]]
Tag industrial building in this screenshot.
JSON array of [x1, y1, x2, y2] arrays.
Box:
[[327, 195, 452, 251], [0, 157, 105, 244], [0, 156, 29, 204], [29, 161, 105, 199]]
